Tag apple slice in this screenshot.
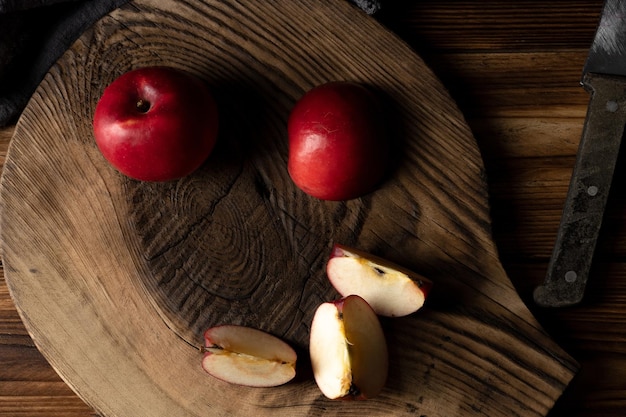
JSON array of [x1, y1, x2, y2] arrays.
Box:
[[201, 325, 297, 387], [326, 243, 433, 317], [309, 295, 388, 400]]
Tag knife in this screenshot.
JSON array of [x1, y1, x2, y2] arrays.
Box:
[[534, 0, 626, 307]]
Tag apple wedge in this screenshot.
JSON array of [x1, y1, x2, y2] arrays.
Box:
[[326, 243, 433, 317], [201, 325, 297, 387], [309, 295, 388, 400]]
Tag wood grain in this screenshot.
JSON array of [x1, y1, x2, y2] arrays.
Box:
[[0, 0, 577, 416], [4, 0, 626, 416]]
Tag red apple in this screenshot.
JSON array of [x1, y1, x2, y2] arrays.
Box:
[[202, 325, 297, 387], [287, 81, 388, 201], [93, 66, 218, 182], [309, 295, 388, 400], [326, 243, 433, 317]]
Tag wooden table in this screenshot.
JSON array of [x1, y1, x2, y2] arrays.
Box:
[[1, 1, 625, 416]]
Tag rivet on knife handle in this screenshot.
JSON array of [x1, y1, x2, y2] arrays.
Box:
[[534, 73, 626, 307]]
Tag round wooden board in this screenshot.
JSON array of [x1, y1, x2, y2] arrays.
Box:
[[0, 1, 578, 416]]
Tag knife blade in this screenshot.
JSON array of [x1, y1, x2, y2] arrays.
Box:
[[534, 0, 626, 307]]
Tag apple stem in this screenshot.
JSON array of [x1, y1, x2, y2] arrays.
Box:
[[136, 99, 151, 113], [348, 384, 361, 397]]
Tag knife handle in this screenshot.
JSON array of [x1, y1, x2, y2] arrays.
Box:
[[534, 73, 626, 307]]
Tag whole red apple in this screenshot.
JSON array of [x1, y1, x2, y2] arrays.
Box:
[[287, 81, 388, 201], [93, 66, 218, 182]]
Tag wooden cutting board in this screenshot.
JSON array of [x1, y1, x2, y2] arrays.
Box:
[[0, 0, 578, 416]]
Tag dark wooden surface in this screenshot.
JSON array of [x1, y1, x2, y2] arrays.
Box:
[[1, 0, 624, 416]]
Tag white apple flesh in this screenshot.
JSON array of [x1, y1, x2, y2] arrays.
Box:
[[326, 244, 433, 317], [309, 295, 388, 400], [201, 325, 297, 388]]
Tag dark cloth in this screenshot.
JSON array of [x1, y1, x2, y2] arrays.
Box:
[[350, 0, 381, 15], [0, 0, 129, 126], [0, 0, 380, 127]]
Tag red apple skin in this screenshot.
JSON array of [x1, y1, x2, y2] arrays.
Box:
[[287, 82, 388, 201], [93, 66, 218, 182]]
